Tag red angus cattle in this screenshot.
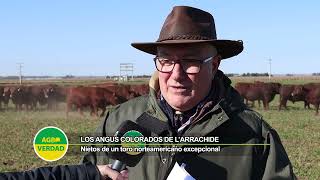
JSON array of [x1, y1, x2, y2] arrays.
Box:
[[235, 82, 252, 106], [10, 86, 33, 111], [2, 86, 16, 110], [292, 84, 320, 115], [130, 84, 149, 96], [0, 87, 3, 110], [3, 85, 48, 111], [242, 82, 281, 110], [303, 83, 320, 90], [9, 86, 21, 110], [96, 84, 136, 102], [279, 85, 294, 110], [279, 85, 310, 110], [44, 85, 68, 110], [66, 87, 120, 117], [235, 82, 261, 107], [28, 85, 48, 110], [5, 85, 47, 111]]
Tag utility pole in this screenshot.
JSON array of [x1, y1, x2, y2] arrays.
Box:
[[17, 63, 23, 84], [268, 58, 272, 80]]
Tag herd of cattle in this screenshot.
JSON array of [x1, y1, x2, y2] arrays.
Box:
[[235, 81, 320, 115], [0, 81, 319, 116], [0, 83, 149, 117]]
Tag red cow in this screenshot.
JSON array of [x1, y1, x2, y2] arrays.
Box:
[[0, 87, 3, 110], [10, 86, 33, 111], [242, 82, 281, 110], [28, 85, 49, 110], [292, 84, 320, 115], [235, 82, 252, 105], [96, 84, 136, 102], [130, 84, 149, 96], [66, 87, 120, 117], [235, 82, 261, 107], [44, 85, 68, 110], [2, 86, 16, 110], [279, 84, 310, 110]]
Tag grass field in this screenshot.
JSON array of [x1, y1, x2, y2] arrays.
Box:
[[0, 77, 319, 179]]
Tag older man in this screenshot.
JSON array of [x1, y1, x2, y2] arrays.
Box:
[[82, 6, 296, 180]]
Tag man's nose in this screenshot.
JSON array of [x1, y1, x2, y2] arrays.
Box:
[[171, 63, 186, 79]]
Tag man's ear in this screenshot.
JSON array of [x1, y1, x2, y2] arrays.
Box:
[[212, 55, 221, 73]]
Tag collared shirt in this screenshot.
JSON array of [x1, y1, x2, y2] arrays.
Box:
[[158, 84, 217, 134]]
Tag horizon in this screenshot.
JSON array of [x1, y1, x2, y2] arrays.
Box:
[[2, 73, 320, 78]]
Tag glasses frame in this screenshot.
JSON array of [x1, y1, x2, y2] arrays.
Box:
[[153, 56, 213, 74]]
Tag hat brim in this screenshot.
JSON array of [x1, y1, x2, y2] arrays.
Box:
[[131, 39, 243, 59]]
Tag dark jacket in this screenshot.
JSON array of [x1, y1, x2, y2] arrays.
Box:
[[81, 71, 296, 180], [0, 162, 100, 180]]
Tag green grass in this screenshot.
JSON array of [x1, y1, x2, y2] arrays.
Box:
[[0, 109, 101, 172], [256, 98, 320, 179], [0, 77, 320, 179]]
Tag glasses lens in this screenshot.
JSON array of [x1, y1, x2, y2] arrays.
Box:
[[155, 58, 174, 72], [181, 61, 201, 73], [154, 57, 206, 74]]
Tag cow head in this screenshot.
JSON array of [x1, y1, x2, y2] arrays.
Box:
[[45, 86, 58, 99], [10, 87, 23, 100], [3, 87, 12, 102], [291, 85, 306, 98], [44, 87, 53, 98], [271, 82, 281, 93]]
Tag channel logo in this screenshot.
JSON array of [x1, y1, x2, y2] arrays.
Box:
[[33, 126, 68, 161]]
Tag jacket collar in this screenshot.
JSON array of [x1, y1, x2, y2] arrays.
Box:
[[182, 99, 230, 136]]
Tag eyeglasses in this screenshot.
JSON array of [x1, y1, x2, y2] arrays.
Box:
[[153, 56, 213, 74]]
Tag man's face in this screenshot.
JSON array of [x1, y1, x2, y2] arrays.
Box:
[[157, 43, 221, 111]]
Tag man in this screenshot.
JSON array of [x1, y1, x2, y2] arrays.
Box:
[[82, 6, 296, 180]]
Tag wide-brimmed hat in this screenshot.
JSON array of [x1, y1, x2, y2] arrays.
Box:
[[131, 6, 243, 59]]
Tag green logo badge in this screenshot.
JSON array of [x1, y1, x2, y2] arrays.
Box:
[[121, 130, 145, 155], [33, 126, 68, 161]]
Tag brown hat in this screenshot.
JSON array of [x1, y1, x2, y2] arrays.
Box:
[[131, 6, 243, 59]]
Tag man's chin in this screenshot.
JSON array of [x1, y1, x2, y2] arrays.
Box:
[[167, 98, 194, 111]]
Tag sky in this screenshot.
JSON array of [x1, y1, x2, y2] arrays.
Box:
[[0, 1, 319, 76]]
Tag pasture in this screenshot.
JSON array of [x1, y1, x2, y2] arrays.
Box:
[[0, 76, 319, 179]]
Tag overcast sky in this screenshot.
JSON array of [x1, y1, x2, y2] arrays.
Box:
[[0, 1, 319, 76]]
